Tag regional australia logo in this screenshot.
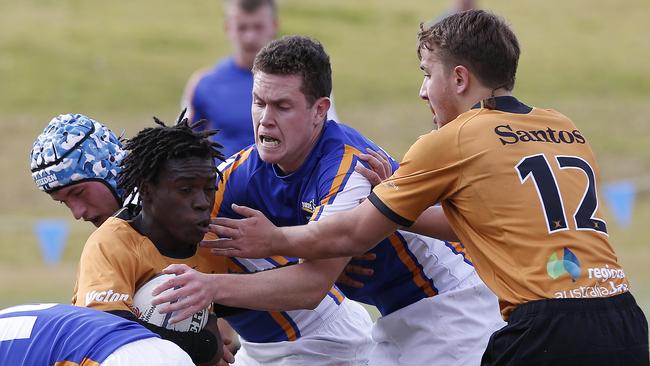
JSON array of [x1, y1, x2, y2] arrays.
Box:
[[547, 247, 581, 282]]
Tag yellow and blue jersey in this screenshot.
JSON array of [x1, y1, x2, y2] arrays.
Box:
[[0, 303, 156, 366], [214, 120, 477, 332]]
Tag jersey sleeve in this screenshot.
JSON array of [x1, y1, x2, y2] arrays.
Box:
[[369, 129, 462, 226], [311, 145, 372, 221], [73, 232, 141, 313], [212, 148, 254, 219]]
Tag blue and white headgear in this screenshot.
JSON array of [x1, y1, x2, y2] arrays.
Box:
[[30, 114, 127, 203]]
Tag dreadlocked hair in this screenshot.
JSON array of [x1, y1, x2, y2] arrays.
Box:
[[118, 109, 226, 204]]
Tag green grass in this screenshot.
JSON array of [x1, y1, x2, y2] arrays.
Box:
[[1, 0, 649, 320]]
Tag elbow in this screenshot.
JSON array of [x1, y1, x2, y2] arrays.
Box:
[[302, 289, 328, 310], [302, 282, 335, 310]]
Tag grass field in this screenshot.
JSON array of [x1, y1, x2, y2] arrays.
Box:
[[1, 0, 649, 318]]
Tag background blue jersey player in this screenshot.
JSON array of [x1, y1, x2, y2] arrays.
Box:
[[182, 0, 338, 158], [152, 35, 505, 365], [0, 303, 193, 365]]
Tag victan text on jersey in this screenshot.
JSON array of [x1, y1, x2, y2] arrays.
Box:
[[85, 290, 129, 305], [494, 124, 586, 146]]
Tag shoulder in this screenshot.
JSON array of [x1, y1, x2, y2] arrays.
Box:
[[218, 146, 260, 179], [81, 217, 141, 260]]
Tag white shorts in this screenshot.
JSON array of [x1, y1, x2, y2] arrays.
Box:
[[234, 299, 373, 366], [102, 337, 194, 366], [369, 272, 506, 366]]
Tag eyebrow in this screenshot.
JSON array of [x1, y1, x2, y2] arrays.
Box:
[[172, 173, 217, 182], [252, 92, 292, 105]]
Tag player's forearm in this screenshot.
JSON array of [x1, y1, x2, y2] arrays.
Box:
[[275, 201, 398, 259], [277, 219, 360, 259], [212, 262, 340, 311], [406, 206, 459, 241]]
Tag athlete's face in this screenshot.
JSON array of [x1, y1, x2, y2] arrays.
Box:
[[141, 157, 216, 248], [419, 49, 463, 128], [225, 5, 277, 67], [49, 181, 120, 227], [252, 72, 329, 174]]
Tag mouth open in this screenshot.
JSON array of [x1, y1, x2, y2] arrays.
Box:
[[259, 134, 280, 148]]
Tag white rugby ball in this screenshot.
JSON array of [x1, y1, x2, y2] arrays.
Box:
[[131, 274, 209, 333]]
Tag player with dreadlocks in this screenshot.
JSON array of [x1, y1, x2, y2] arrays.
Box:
[[71, 113, 232, 366]]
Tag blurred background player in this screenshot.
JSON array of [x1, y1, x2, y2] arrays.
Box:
[[0, 303, 194, 365], [205, 10, 650, 365], [182, 0, 338, 157], [152, 35, 504, 366], [30, 114, 230, 365]]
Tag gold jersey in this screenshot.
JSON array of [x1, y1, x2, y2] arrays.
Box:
[[72, 211, 228, 313], [370, 96, 629, 317]]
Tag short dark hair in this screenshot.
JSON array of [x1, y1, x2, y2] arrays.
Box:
[[417, 10, 520, 91], [225, 0, 276, 17], [118, 111, 225, 204], [252, 35, 332, 106]]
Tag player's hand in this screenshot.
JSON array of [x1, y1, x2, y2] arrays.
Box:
[[216, 321, 236, 366], [201, 204, 281, 259], [151, 264, 216, 324], [336, 253, 377, 288], [355, 148, 393, 187], [198, 315, 224, 366]]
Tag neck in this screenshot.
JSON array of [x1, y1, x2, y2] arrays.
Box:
[[464, 87, 512, 112], [233, 52, 255, 70]]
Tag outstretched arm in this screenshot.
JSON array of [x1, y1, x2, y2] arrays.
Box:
[[152, 257, 349, 324], [207, 199, 399, 259]]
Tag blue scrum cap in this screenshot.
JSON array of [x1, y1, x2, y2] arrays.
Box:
[[30, 114, 127, 200]]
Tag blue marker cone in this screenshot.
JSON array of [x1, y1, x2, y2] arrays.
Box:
[[34, 219, 69, 265], [603, 181, 636, 228]]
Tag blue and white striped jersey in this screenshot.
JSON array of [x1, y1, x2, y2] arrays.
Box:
[[0, 303, 156, 366]]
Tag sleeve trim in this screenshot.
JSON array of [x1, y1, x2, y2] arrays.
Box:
[[368, 192, 414, 227]]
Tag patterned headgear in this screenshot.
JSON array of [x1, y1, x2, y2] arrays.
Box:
[[30, 114, 127, 202]]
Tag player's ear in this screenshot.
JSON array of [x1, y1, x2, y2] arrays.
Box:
[[313, 97, 331, 123], [138, 182, 152, 204], [453, 65, 470, 94]]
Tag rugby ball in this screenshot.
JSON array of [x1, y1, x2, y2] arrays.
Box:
[[131, 274, 209, 333]]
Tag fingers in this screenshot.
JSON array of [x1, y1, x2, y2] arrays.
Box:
[[336, 274, 365, 289], [345, 264, 374, 277], [351, 252, 377, 261], [210, 217, 242, 229], [358, 153, 387, 181], [201, 237, 234, 249], [363, 148, 393, 180], [222, 347, 236, 364], [167, 304, 202, 325], [161, 263, 190, 276], [151, 274, 183, 298], [151, 284, 189, 307], [231, 204, 259, 218], [210, 248, 245, 258], [207, 224, 240, 241], [355, 165, 382, 187]]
